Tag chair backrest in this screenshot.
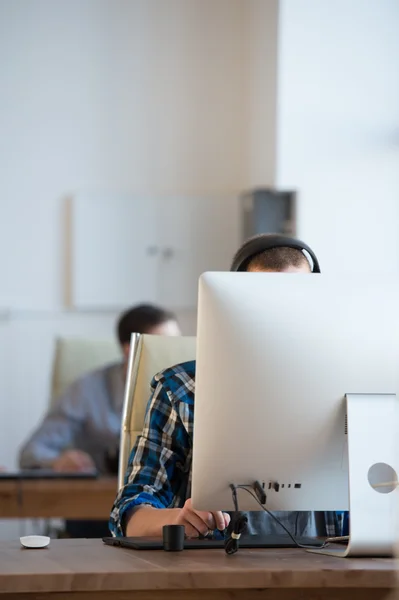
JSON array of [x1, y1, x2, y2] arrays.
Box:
[[118, 333, 196, 489], [50, 337, 121, 404]]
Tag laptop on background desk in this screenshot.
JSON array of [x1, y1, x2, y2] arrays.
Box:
[[0, 470, 98, 480]]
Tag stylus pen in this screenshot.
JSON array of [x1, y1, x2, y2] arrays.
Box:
[[342, 512, 349, 536], [336, 512, 345, 536]]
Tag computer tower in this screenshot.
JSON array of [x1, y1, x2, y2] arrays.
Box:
[[241, 189, 296, 241]]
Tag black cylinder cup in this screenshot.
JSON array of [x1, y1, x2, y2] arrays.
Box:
[[162, 524, 185, 552]]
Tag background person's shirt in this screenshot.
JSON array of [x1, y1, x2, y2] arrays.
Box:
[[110, 361, 341, 538], [19, 363, 125, 474]]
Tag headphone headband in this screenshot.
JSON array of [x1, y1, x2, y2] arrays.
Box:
[[230, 234, 321, 273]]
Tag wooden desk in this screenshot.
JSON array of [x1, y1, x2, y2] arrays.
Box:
[[0, 539, 397, 600], [0, 478, 117, 519]]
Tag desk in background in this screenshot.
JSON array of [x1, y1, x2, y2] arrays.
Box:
[[0, 477, 117, 519], [0, 538, 397, 599]]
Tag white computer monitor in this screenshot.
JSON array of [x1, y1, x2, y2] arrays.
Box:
[[191, 273, 399, 557]]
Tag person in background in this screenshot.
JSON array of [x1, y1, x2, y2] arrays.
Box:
[[19, 304, 180, 474], [19, 304, 180, 539], [110, 236, 344, 541]]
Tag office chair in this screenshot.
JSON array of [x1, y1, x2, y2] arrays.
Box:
[[50, 337, 121, 406], [118, 334, 196, 489]]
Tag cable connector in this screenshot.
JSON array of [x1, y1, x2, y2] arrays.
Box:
[[254, 480, 266, 504]]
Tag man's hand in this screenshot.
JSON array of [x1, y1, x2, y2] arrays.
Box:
[[174, 498, 230, 538], [52, 450, 95, 473]]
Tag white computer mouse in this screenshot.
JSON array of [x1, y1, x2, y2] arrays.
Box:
[[20, 535, 50, 549]]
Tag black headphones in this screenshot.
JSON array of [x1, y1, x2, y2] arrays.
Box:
[[230, 233, 321, 273]]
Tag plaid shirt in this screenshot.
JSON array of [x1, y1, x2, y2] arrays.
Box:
[[110, 360, 342, 538]]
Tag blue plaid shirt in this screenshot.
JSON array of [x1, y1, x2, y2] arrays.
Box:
[[110, 361, 344, 538]]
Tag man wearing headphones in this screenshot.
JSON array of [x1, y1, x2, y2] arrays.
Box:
[[110, 234, 342, 540]]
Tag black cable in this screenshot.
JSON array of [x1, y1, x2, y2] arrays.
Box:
[[231, 483, 239, 512], [224, 485, 248, 555], [235, 486, 329, 551], [224, 513, 248, 555]]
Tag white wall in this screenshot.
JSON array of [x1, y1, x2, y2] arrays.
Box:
[[276, 0, 399, 274], [0, 0, 251, 494], [248, 0, 278, 188], [0, 0, 249, 310]]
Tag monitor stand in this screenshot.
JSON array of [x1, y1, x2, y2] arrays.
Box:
[[308, 393, 399, 558]]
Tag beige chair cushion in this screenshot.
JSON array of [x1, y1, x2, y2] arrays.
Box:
[[51, 337, 121, 403], [119, 334, 196, 488]]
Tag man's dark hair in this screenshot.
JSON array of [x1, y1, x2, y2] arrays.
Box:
[[117, 304, 176, 345], [247, 247, 309, 272]]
